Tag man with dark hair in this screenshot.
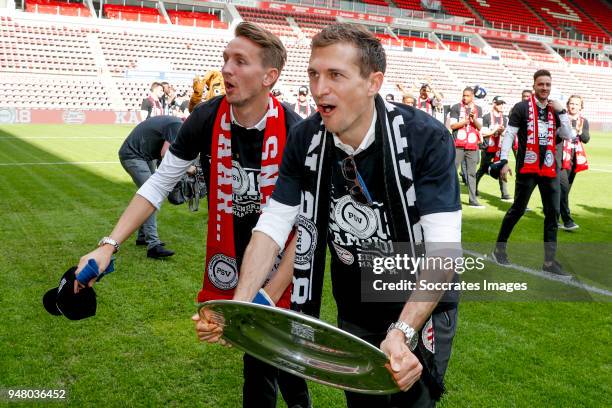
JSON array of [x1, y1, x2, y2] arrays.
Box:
[[118, 115, 183, 259], [450, 87, 484, 208], [475, 96, 511, 201], [160, 82, 176, 114], [492, 69, 574, 275], [416, 83, 442, 116], [290, 85, 316, 119], [200, 23, 461, 407], [75, 22, 310, 408], [558, 95, 590, 231], [140, 82, 164, 121]]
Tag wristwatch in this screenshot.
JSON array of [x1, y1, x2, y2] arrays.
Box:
[[98, 236, 120, 253], [388, 321, 418, 351]]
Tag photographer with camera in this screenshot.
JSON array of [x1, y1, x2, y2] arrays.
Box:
[[475, 96, 511, 201]]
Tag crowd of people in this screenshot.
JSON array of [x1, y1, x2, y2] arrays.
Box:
[[74, 22, 591, 408]]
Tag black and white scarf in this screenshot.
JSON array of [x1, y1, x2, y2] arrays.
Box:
[[292, 94, 446, 398], [292, 95, 423, 317]]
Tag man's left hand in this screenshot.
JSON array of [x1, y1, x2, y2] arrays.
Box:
[[549, 100, 564, 113], [380, 330, 423, 391]]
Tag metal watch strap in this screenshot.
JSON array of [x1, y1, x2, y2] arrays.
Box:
[[388, 321, 418, 351], [98, 237, 119, 253]]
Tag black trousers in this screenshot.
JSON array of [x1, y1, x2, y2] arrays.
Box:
[[475, 150, 509, 197], [496, 173, 560, 262], [338, 308, 458, 408], [243, 354, 311, 408], [559, 167, 577, 224]]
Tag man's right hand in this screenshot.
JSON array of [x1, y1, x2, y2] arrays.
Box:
[[73, 245, 115, 293], [500, 163, 512, 182], [192, 309, 224, 344]]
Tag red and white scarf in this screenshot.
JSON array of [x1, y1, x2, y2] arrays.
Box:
[[487, 111, 503, 153], [562, 115, 589, 173], [454, 103, 480, 150], [197, 95, 290, 306], [520, 95, 556, 178], [417, 97, 432, 115]]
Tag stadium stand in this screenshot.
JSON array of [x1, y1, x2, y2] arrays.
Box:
[[439, 0, 478, 21], [464, 0, 551, 34], [570, 0, 612, 37], [520, 0, 608, 42], [1, 1, 611, 124], [25, 0, 91, 17]]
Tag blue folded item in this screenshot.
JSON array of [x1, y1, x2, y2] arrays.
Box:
[[252, 288, 274, 306], [76, 258, 115, 285]]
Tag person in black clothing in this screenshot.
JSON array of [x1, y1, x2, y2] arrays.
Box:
[[558, 95, 590, 231], [475, 96, 511, 201], [492, 70, 575, 276], [290, 85, 316, 119], [140, 82, 164, 120], [118, 115, 182, 258], [75, 22, 311, 408], [220, 23, 461, 407]]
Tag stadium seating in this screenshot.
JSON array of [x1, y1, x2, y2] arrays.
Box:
[[570, 0, 612, 38], [166, 10, 226, 29], [1, 9, 610, 123], [0, 16, 97, 74], [464, 0, 551, 34], [442, 40, 482, 55], [438, 0, 480, 22], [392, 0, 423, 12], [25, 0, 91, 17], [103, 4, 163, 24], [520, 0, 608, 41], [0, 72, 113, 109], [235, 7, 295, 38]]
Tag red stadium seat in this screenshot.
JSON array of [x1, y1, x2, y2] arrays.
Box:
[[463, 0, 550, 34], [520, 0, 608, 41]]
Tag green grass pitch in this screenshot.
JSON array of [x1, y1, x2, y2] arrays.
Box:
[[0, 124, 610, 407]]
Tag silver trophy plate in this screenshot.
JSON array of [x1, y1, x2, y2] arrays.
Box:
[[199, 300, 400, 394]]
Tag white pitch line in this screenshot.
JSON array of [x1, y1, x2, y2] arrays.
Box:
[[0, 161, 119, 166], [589, 168, 612, 173], [465, 250, 612, 298]]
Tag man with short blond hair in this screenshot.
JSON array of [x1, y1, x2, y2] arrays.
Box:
[[74, 22, 310, 408]]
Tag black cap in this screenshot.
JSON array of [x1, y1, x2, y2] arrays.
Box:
[[43, 267, 97, 320], [298, 86, 308, 95], [492, 96, 506, 105], [488, 159, 508, 180], [271, 89, 282, 97]]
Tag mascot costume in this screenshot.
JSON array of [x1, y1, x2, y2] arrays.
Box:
[[188, 70, 225, 113]]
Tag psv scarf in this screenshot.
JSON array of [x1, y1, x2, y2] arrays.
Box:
[[562, 115, 589, 173], [417, 98, 432, 115], [520, 95, 556, 177], [294, 100, 312, 119], [147, 96, 163, 117], [198, 95, 289, 305], [487, 111, 503, 153], [454, 103, 480, 150]]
